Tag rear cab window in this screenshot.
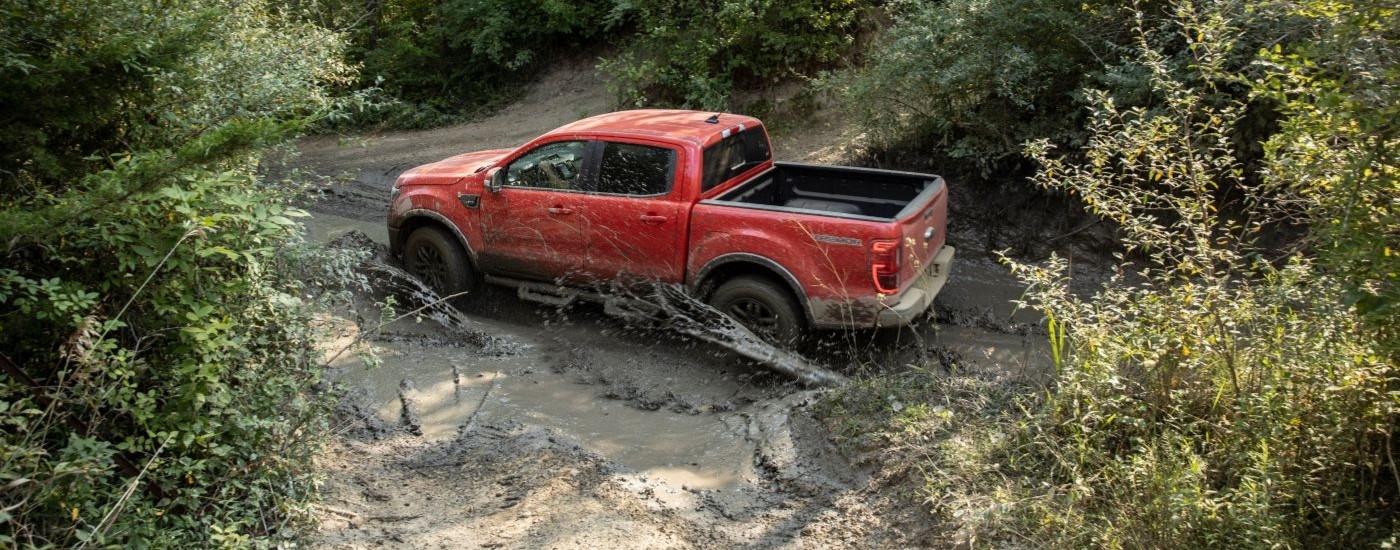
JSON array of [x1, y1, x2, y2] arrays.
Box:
[[701, 124, 771, 193]]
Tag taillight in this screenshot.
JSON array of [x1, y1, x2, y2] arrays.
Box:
[[870, 239, 900, 294]]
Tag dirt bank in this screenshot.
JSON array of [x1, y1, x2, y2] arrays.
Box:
[[295, 61, 1061, 548]]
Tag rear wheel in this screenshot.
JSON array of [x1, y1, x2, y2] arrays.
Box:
[[708, 275, 805, 345], [403, 226, 478, 301]]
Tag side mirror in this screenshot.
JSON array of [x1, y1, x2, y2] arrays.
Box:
[[485, 167, 504, 193]]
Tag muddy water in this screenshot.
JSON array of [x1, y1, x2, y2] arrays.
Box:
[[329, 335, 758, 490], [302, 211, 388, 244], [934, 324, 1050, 375]]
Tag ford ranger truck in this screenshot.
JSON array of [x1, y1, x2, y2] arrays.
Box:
[[388, 109, 954, 343]]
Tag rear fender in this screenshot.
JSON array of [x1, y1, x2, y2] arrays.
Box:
[[691, 253, 811, 325]]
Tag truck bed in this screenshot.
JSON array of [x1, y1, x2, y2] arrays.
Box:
[[705, 162, 941, 220]]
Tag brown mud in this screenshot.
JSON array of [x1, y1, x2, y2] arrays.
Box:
[[295, 60, 1078, 548]]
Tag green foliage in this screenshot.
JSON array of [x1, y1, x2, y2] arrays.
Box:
[[0, 131, 342, 548], [0, 1, 358, 546], [1255, 0, 1400, 360], [306, 0, 615, 126], [155, 2, 356, 137], [993, 2, 1397, 546], [820, 1, 1397, 546], [823, 0, 1122, 176], [603, 0, 873, 110], [818, 364, 1046, 548], [0, 0, 207, 183], [302, 0, 872, 123], [0, 0, 354, 185], [827, 0, 1305, 178]]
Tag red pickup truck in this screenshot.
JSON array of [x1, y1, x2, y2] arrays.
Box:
[[388, 110, 954, 342]]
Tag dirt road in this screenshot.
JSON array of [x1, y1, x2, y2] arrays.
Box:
[[296, 61, 1050, 549]]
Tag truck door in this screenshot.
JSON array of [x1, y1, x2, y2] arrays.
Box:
[[476, 140, 591, 282], [571, 140, 686, 285]]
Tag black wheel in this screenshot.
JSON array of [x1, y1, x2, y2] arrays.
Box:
[[708, 275, 805, 345], [403, 226, 478, 301]]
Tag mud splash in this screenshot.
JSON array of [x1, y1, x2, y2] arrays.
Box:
[[609, 283, 848, 387]]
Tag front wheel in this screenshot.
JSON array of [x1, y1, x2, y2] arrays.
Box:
[[708, 276, 805, 345], [402, 226, 478, 302]]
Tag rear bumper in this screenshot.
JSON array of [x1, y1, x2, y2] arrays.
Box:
[[808, 245, 955, 329], [874, 245, 955, 327]]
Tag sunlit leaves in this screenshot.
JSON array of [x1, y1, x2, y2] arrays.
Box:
[[995, 0, 1398, 546], [825, 0, 1120, 176], [1255, 0, 1400, 359]]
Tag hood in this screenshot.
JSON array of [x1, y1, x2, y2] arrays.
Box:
[[397, 148, 512, 185]]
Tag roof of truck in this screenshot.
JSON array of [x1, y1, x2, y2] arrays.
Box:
[[549, 109, 763, 147]]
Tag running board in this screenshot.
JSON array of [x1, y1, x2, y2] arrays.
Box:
[[516, 284, 577, 306], [483, 275, 580, 306], [483, 275, 670, 319]]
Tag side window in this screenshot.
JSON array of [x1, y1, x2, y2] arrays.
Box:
[[504, 141, 588, 190], [596, 142, 676, 196]]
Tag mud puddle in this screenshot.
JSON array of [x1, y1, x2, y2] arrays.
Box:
[[302, 211, 387, 244], [932, 325, 1050, 378], [328, 335, 758, 490]]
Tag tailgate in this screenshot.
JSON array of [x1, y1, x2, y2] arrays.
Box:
[[893, 177, 949, 289]]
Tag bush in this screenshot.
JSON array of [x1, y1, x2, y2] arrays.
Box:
[[999, 2, 1397, 546], [310, 0, 615, 124], [822, 0, 1123, 176], [827, 0, 1305, 178], [602, 0, 874, 110], [0, 138, 339, 547], [821, 1, 1398, 546], [305, 0, 874, 123], [1255, 0, 1400, 361], [0, 1, 359, 546]]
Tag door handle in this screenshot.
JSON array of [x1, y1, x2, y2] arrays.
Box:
[[639, 214, 668, 225], [547, 206, 573, 215]]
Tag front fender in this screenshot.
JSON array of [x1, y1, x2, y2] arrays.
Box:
[[390, 209, 479, 272]]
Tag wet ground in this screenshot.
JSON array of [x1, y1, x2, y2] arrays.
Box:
[[294, 60, 1070, 548]]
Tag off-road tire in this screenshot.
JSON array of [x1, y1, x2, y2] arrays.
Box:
[[403, 226, 478, 303], [709, 275, 805, 345]]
